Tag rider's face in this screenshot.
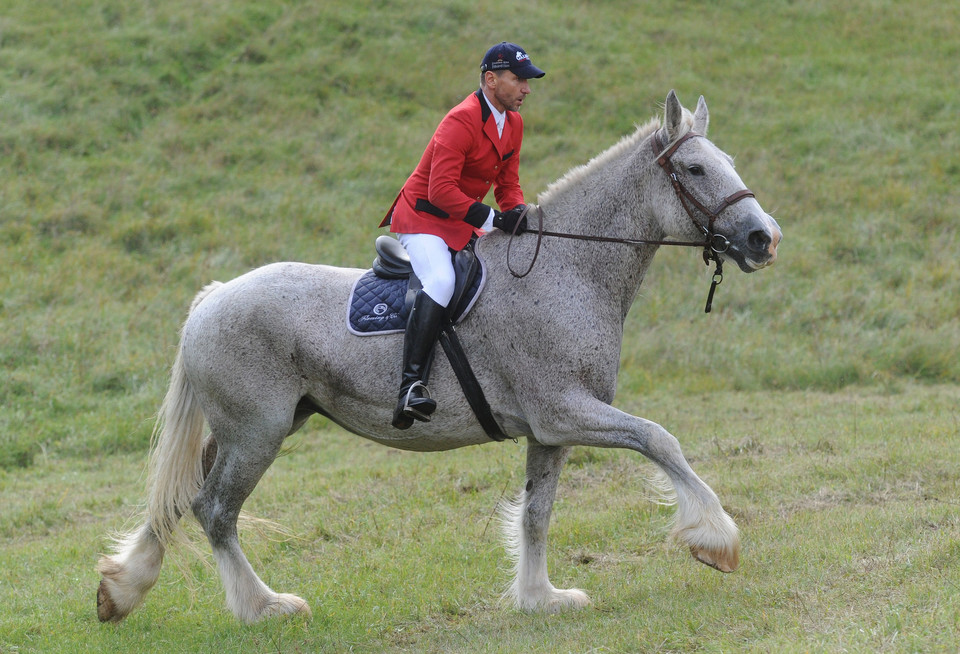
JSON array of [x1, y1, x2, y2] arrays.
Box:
[[485, 71, 531, 113]]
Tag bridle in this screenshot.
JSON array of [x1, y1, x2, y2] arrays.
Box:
[[652, 129, 756, 311], [506, 129, 756, 313]]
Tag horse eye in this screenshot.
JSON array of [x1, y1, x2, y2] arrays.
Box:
[[687, 164, 705, 176]]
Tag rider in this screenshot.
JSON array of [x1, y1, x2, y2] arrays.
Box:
[[379, 41, 545, 429]]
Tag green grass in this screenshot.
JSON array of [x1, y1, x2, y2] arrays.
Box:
[[2, 386, 959, 652], [1, 0, 959, 650]]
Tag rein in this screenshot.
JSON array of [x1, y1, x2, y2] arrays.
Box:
[[505, 130, 755, 313]]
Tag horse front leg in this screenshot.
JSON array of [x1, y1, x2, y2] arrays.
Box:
[[502, 439, 590, 612], [538, 400, 740, 575], [637, 418, 740, 573]]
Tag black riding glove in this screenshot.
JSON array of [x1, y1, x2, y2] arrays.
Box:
[[493, 204, 528, 235]]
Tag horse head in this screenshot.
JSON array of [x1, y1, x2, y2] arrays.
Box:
[[659, 90, 781, 273]]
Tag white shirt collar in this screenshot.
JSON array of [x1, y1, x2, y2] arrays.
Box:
[[480, 89, 506, 137]]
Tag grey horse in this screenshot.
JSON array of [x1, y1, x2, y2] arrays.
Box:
[[97, 91, 781, 623]]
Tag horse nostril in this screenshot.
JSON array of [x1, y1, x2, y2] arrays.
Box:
[[747, 229, 771, 253]]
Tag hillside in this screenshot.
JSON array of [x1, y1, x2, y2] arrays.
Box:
[[1, 0, 958, 467]]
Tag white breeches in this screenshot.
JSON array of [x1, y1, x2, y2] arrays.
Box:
[[398, 233, 455, 308]]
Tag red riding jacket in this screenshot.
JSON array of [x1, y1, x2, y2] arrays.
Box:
[[380, 89, 526, 251]]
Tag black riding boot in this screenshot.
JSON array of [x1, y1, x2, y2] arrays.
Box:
[[392, 290, 446, 429]]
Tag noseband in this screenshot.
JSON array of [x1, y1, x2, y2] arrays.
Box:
[[506, 129, 755, 313]]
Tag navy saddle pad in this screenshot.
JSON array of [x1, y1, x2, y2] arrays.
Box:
[[347, 248, 486, 336]]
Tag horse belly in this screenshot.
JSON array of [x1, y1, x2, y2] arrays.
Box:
[[298, 331, 501, 451]]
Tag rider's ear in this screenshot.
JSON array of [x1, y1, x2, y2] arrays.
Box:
[[665, 90, 683, 140], [693, 95, 709, 136]]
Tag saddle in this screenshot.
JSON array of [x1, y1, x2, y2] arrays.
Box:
[[348, 236, 484, 336], [347, 236, 508, 442]]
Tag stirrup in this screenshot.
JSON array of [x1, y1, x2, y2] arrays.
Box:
[[401, 381, 436, 422]]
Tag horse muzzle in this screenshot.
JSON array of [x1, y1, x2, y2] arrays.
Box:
[[723, 214, 781, 273]]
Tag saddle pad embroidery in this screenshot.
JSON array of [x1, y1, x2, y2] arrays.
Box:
[[347, 259, 486, 336], [347, 272, 409, 335]]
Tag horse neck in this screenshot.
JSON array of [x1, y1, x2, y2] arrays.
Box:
[[534, 139, 663, 318]]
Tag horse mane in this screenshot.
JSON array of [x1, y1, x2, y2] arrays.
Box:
[[538, 109, 695, 205]]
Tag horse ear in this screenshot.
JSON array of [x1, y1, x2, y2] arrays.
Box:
[[693, 95, 709, 135], [665, 90, 683, 140]]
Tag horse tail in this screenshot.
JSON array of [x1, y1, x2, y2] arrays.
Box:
[[97, 282, 221, 622], [146, 281, 222, 548]]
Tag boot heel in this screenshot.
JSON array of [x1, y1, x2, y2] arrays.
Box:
[[391, 411, 415, 430]]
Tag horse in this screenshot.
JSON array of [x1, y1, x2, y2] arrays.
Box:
[[97, 90, 781, 623]]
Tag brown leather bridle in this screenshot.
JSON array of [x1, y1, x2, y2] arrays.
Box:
[[651, 129, 756, 312], [505, 129, 756, 312], [652, 130, 755, 260]]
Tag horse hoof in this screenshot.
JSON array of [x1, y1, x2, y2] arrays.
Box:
[[97, 580, 119, 622], [543, 588, 591, 613], [690, 545, 739, 573], [516, 587, 591, 613], [260, 593, 312, 620]]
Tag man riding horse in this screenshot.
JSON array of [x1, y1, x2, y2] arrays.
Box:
[[379, 41, 545, 429]]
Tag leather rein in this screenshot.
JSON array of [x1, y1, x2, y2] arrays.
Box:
[[506, 129, 756, 313]]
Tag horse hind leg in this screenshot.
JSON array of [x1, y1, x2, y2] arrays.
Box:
[[501, 441, 590, 613], [192, 420, 310, 623], [97, 436, 220, 622], [97, 523, 165, 622]]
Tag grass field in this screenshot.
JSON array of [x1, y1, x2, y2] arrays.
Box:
[[3, 386, 959, 652], [1, 0, 958, 651]]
